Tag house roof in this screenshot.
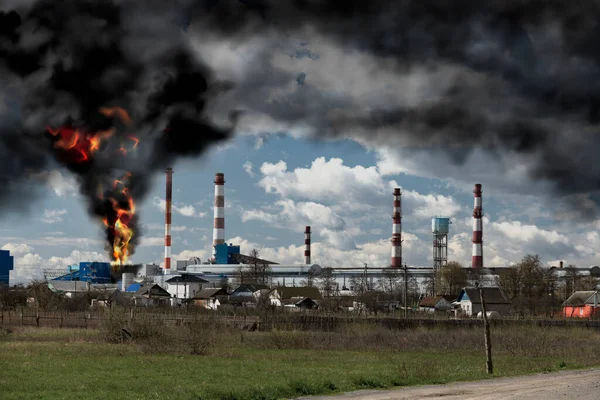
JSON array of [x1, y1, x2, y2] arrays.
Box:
[[48, 280, 89, 293], [135, 284, 171, 297], [231, 284, 270, 294], [563, 291, 599, 307], [166, 275, 209, 284], [419, 295, 449, 308], [194, 288, 228, 299], [275, 286, 322, 300], [283, 296, 316, 306], [459, 287, 509, 304]]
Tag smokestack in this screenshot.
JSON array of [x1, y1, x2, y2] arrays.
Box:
[[391, 188, 402, 268], [304, 226, 311, 265], [472, 183, 483, 269], [164, 168, 173, 273], [212, 173, 225, 259]]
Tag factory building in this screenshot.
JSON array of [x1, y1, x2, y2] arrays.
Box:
[[0, 250, 14, 285]]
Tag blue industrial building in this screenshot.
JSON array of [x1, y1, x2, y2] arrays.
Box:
[[214, 243, 240, 264], [0, 250, 14, 285], [55, 262, 113, 284]]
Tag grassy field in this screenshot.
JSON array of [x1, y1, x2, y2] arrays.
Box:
[[0, 322, 599, 400]]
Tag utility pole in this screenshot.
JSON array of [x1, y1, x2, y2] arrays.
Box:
[[363, 263, 368, 291], [404, 263, 408, 319], [479, 285, 493, 374]]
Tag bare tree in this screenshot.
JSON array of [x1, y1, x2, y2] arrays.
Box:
[[242, 249, 272, 286], [300, 268, 318, 287], [377, 267, 403, 300], [319, 267, 337, 298]]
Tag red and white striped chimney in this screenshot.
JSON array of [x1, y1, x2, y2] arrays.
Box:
[[472, 183, 483, 269], [304, 226, 311, 265], [164, 167, 173, 273], [391, 188, 402, 268], [212, 173, 225, 259]]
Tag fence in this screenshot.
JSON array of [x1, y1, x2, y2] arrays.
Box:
[[2, 308, 600, 332]]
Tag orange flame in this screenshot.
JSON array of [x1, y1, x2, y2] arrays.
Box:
[[104, 178, 136, 266], [99, 106, 132, 126]]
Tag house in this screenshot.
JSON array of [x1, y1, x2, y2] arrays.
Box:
[[283, 297, 318, 310], [132, 284, 172, 307], [230, 284, 270, 297], [91, 289, 130, 308], [165, 275, 208, 299], [271, 286, 322, 304], [456, 287, 511, 317], [563, 291, 600, 318], [193, 288, 229, 310], [419, 295, 454, 313]]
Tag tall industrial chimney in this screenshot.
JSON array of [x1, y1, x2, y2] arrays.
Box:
[[304, 226, 311, 265], [472, 183, 483, 269], [391, 188, 402, 268], [212, 173, 225, 259], [164, 167, 173, 273]]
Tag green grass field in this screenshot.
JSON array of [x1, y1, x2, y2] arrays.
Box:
[[0, 325, 598, 400]]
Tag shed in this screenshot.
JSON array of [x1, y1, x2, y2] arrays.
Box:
[[456, 287, 510, 317], [132, 284, 171, 306], [563, 291, 599, 318], [193, 288, 229, 310], [283, 296, 317, 310], [419, 295, 453, 312]]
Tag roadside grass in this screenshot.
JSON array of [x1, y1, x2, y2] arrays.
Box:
[[0, 325, 598, 400]]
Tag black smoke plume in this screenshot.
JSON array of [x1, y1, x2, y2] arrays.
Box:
[[0, 1, 234, 261]]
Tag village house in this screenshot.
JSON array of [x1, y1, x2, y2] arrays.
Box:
[[283, 296, 318, 310], [165, 275, 208, 299], [563, 291, 599, 318], [269, 286, 322, 308], [230, 284, 270, 298], [132, 284, 172, 307], [91, 289, 130, 308], [193, 288, 229, 310], [455, 287, 511, 317], [418, 295, 454, 313], [47, 280, 91, 298]]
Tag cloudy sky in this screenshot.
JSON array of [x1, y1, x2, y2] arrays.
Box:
[[3, 1, 600, 281]]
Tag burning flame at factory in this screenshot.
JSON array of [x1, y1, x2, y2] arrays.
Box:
[[46, 107, 139, 268]]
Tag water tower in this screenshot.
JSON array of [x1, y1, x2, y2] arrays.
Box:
[[432, 217, 451, 273]]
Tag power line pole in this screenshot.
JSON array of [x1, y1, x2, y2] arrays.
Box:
[[479, 285, 493, 374], [404, 263, 408, 319]]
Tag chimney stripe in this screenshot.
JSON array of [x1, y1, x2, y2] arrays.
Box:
[[472, 183, 483, 269], [213, 173, 225, 259], [305, 226, 311, 264], [164, 168, 173, 272], [391, 188, 402, 268]]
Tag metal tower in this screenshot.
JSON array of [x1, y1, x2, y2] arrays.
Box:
[[432, 217, 451, 274]]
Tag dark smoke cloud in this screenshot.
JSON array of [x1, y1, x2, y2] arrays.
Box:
[[3, 0, 600, 261], [183, 0, 600, 215], [0, 0, 235, 259]]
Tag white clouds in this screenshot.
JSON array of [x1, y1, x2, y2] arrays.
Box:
[[41, 209, 68, 224], [152, 197, 206, 218], [48, 250, 107, 267], [243, 161, 254, 177], [1, 243, 34, 256], [29, 170, 78, 197], [139, 237, 164, 247], [492, 221, 569, 244]]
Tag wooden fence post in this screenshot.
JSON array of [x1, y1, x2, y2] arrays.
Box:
[[36, 310, 40, 327]]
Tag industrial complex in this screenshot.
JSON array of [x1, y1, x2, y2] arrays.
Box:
[[3, 169, 600, 306]]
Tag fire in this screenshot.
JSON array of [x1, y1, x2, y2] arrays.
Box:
[[104, 176, 136, 267], [47, 106, 140, 268], [47, 126, 114, 162]]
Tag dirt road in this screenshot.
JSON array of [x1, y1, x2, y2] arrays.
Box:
[[297, 368, 600, 400]]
